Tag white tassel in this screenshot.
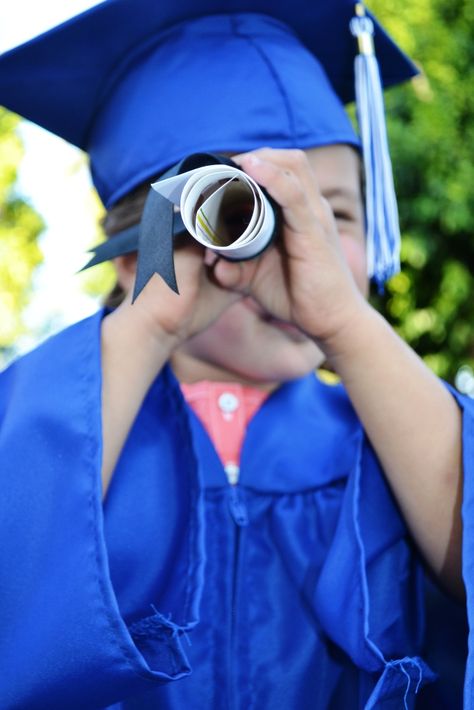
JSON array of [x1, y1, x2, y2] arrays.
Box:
[[350, 3, 401, 288]]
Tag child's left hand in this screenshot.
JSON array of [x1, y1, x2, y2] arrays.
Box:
[[212, 148, 367, 353], [213, 148, 463, 597]]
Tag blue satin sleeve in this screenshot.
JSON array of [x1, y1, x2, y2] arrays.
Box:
[[311, 434, 435, 706], [451, 388, 474, 709], [0, 312, 205, 709]]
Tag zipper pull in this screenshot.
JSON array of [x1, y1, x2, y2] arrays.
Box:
[[228, 485, 249, 526]]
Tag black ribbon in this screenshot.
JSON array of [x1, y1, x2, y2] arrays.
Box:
[[82, 152, 276, 301]]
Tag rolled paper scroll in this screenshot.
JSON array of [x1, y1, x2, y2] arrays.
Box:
[[82, 153, 277, 300], [151, 164, 275, 261]]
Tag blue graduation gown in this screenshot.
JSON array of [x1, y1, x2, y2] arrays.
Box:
[[0, 310, 470, 709]]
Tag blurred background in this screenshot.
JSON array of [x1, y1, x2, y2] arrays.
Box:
[[0, 0, 473, 386]]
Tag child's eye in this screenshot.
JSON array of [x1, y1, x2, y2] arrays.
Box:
[[333, 209, 355, 222]]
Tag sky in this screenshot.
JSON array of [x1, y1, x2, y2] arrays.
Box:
[[0, 0, 106, 355]]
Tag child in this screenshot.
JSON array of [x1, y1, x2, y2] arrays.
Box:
[[0, 1, 471, 708]]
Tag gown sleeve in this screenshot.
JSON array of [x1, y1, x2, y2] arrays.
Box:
[[0, 312, 205, 710], [312, 384, 472, 708], [310, 430, 435, 708], [449, 387, 474, 709]]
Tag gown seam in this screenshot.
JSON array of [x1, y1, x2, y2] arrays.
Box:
[[166, 381, 200, 627]]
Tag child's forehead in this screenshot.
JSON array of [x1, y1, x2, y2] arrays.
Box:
[[304, 145, 363, 198]]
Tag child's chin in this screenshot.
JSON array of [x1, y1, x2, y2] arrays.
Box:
[[257, 347, 326, 383]]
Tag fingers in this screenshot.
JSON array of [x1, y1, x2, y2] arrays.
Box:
[[204, 248, 218, 267], [235, 148, 316, 197], [232, 149, 335, 236]]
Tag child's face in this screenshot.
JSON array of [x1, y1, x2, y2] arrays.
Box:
[[171, 144, 367, 387]]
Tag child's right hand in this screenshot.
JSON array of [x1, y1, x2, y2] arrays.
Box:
[[108, 241, 242, 364], [100, 241, 242, 495]]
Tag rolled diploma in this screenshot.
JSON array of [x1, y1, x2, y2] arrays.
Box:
[[152, 165, 275, 260]]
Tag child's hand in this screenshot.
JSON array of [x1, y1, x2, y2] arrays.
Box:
[[213, 148, 368, 353], [212, 149, 463, 596], [100, 242, 242, 494], [110, 241, 241, 357]]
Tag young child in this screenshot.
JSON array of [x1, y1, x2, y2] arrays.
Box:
[[0, 1, 471, 708]]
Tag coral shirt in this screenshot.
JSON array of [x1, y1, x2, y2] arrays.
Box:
[[181, 381, 269, 484]]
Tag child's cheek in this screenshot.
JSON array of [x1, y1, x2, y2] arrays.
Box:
[[339, 233, 368, 297]]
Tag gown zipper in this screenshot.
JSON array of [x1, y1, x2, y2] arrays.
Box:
[[227, 484, 248, 710], [228, 484, 249, 526]]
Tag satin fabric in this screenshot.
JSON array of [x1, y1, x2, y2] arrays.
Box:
[[0, 310, 470, 709]]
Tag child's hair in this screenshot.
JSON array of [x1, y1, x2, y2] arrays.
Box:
[[101, 181, 151, 309], [102, 182, 150, 237]]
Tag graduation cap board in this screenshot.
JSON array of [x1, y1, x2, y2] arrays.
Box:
[[0, 0, 417, 297]]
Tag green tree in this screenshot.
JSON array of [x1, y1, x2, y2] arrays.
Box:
[[0, 108, 43, 357], [370, 0, 474, 382]]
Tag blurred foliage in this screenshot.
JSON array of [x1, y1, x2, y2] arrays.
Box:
[[0, 108, 43, 353], [369, 0, 474, 381], [76, 180, 116, 300]]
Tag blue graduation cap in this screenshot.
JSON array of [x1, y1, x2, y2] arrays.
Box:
[[0, 0, 417, 295]]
